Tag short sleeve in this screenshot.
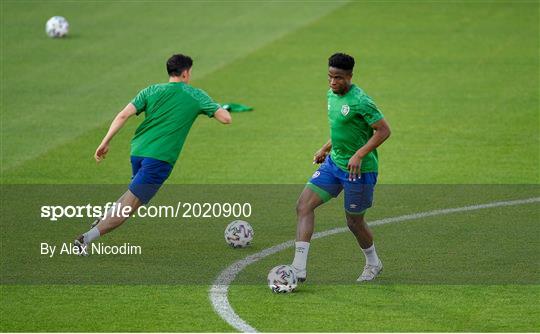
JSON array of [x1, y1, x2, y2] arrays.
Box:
[[195, 89, 220, 118], [130, 87, 149, 115], [358, 99, 384, 125]]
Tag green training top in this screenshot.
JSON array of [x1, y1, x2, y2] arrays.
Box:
[[130, 82, 219, 166], [327, 84, 384, 173]]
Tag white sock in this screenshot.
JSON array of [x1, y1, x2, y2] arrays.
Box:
[[362, 244, 380, 266], [292, 241, 310, 272], [83, 227, 100, 244]]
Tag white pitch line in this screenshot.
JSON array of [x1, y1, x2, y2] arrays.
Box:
[[209, 197, 540, 333]]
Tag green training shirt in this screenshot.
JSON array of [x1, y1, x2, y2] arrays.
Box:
[[130, 82, 219, 166], [328, 84, 384, 173]]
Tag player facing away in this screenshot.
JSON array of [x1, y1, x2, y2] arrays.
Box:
[[74, 54, 232, 255], [291, 53, 391, 282]]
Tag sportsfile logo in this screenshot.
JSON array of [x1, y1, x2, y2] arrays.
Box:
[[40, 201, 252, 221], [40, 202, 133, 221]]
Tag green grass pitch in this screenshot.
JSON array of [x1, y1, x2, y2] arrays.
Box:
[[1, 0, 539, 332]]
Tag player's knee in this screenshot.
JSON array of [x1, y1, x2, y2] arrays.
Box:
[[346, 214, 364, 230], [296, 200, 313, 217], [346, 216, 355, 231]]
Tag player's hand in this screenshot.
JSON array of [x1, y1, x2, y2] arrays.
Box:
[[347, 153, 362, 181], [94, 142, 109, 163], [313, 149, 329, 164]]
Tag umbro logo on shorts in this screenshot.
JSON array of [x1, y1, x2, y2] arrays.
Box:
[[312, 171, 321, 178], [341, 104, 350, 116]]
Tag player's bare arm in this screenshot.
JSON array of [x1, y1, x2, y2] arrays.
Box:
[[313, 139, 332, 164], [347, 118, 391, 181], [214, 107, 232, 124], [94, 103, 137, 163]]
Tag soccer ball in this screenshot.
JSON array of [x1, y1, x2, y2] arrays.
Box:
[[45, 16, 69, 38], [224, 220, 253, 248], [267, 265, 298, 293]]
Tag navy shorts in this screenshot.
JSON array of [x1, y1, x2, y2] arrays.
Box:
[[128, 156, 173, 204], [307, 155, 377, 214]]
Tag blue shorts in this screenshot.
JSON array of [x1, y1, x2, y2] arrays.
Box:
[[128, 156, 173, 204], [307, 155, 377, 214]]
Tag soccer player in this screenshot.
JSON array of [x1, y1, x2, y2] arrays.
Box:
[[74, 54, 231, 255], [291, 53, 391, 282]]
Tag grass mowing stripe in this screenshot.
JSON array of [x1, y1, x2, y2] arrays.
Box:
[[1, 1, 348, 173], [2, 2, 537, 184], [209, 196, 540, 332]]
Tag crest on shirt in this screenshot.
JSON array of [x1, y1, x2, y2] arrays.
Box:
[[341, 104, 350, 116]]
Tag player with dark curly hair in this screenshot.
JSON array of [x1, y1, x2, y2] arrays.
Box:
[[291, 52, 391, 282]]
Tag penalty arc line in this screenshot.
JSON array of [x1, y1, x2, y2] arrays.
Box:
[[209, 196, 540, 333]]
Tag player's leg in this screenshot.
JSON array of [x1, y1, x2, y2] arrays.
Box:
[[345, 212, 373, 249], [295, 186, 325, 241], [345, 212, 382, 282], [95, 189, 142, 235], [342, 172, 382, 282], [292, 187, 324, 281], [90, 156, 144, 229], [345, 211, 381, 266], [292, 156, 342, 281], [74, 156, 173, 255], [74, 190, 143, 254]]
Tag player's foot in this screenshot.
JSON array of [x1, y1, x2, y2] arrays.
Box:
[[357, 260, 383, 282], [291, 265, 307, 283], [73, 235, 89, 256]]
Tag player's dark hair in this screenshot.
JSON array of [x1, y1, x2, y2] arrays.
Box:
[[166, 54, 193, 76], [328, 53, 355, 72]]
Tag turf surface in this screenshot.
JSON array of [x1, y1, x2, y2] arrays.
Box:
[[1, 0, 539, 332], [2, 1, 538, 184]]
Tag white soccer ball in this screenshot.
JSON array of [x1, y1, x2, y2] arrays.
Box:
[[267, 265, 298, 293], [45, 16, 69, 38], [224, 220, 253, 248]]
